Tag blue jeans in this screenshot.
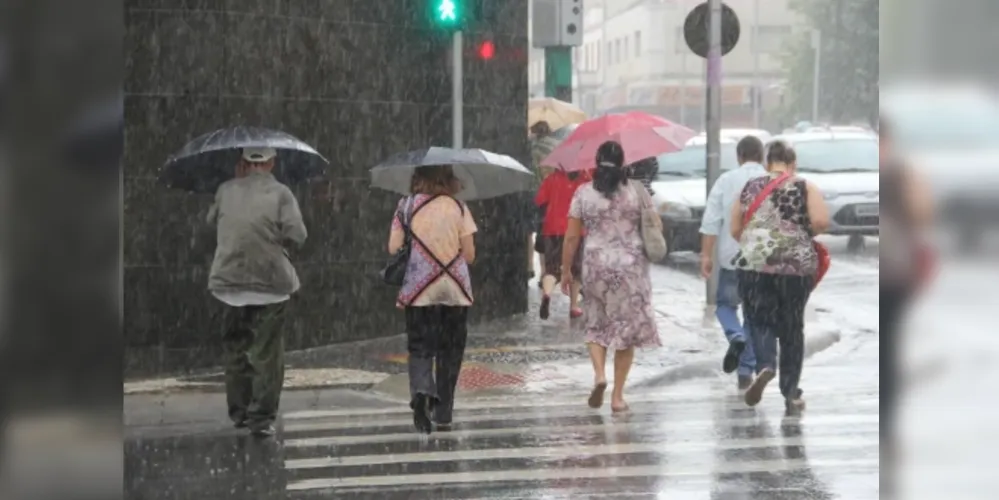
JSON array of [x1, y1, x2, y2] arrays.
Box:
[[717, 268, 756, 377]]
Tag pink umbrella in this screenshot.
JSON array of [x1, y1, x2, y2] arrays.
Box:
[[541, 112, 696, 172]]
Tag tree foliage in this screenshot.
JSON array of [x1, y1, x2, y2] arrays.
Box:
[[778, 0, 879, 126]]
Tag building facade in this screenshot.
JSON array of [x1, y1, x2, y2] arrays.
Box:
[[531, 0, 801, 129]]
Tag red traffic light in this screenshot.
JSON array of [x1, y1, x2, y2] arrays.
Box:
[[477, 40, 496, 60]]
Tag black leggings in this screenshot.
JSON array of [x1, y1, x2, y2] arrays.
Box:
[[737, 270, 813, 400], [405, 306, 469, 423]]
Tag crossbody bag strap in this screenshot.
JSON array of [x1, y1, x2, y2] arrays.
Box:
[[743, 172, 791, 225]]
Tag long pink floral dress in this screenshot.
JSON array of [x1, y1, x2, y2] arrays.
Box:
[[568, 182, 662, 350]]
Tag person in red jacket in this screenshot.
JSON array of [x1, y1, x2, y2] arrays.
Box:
[[535, 168, 590, 319]]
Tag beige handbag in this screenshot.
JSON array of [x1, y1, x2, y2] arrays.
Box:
[[631, 181, 668, 261]]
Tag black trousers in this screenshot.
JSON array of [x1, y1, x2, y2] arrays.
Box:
[[405, 306, 469, 424], [223, 302, 287, 429], [737, 270, 813, 400]]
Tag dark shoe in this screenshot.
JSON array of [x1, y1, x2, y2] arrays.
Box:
[[250, 424, 276, 438], [744, 368, 775, 407], [412, 394, 433, 435], [737, 375, 752, 391], [722, 340, 746, 374], [234, 420, 248, 429], [539, 295, 551, 320], [434, 421, 453, 431]]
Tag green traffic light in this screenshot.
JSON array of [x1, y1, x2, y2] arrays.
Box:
[[437, 0, 458, 23]]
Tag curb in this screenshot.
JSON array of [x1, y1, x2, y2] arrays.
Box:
[[634, 329, 842, 388]]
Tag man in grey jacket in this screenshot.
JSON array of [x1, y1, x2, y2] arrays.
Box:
[[207, 147, 307, 437]]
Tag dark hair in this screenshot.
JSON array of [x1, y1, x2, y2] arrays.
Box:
[[736, 135, 764, 163], [530, 121, 551, 137], [593, 141, 627, 199], [765, 140, 796, 166], [566, 171, 581, 181], [411, 165, 459, 196]]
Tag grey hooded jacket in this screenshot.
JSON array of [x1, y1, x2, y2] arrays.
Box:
[[207, 171, 307, 295]]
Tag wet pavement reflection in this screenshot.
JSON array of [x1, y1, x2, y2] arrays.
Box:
[[125, 372, 878, 499]]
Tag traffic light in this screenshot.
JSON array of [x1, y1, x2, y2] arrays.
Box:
[[432, 0, 462, 29], [477, 40, 496, 60]]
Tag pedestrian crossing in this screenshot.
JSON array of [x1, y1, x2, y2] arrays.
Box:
[[278, 375, 880, 499]]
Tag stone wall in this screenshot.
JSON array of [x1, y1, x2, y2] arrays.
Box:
[[124, 0, 530, 377]]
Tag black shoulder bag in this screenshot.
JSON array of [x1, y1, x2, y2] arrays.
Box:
[[379, 196, 415, 286]]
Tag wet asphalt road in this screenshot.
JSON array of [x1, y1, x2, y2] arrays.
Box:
[[125, 236, 879, 499]]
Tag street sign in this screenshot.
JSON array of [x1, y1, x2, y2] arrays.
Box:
[[683, 2, 740, 58]]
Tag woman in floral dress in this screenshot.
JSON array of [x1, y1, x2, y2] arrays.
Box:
[[560, 141, 662, 412]]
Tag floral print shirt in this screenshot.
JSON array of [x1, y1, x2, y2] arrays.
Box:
[[732, 174, 817, 276]]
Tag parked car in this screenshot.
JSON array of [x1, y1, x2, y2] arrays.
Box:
[[882, 83, 999, 252], [649, 139, 740, 255], [773, 131, 880, 251], [686, 128, 773, 147]]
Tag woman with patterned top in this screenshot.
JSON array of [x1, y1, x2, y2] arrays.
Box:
[[729, 140, 830, 414], [388, 165, 477, 434]]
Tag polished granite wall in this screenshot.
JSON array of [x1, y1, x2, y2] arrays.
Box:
[[124, 0, 530, 377]]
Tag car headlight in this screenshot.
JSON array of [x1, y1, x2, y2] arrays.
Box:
[[658, 202, 692, 219], [823, 190, 840, 201]]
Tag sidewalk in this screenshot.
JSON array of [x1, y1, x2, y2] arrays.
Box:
[[124, 268, 840, 401]]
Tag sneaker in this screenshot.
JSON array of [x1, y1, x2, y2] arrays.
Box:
[[785, 398, 806, 416], [539, 295, 551, 320], [570, 307, 584, 319], [744, 368, 775, 407], [722, 340, 746, 374]]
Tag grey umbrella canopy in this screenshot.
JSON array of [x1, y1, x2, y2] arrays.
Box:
[[159, 126, 329, 193], [370, 147, 533, 201]]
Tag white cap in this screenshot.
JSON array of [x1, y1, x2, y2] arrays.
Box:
[[242, 147, 276, 163]]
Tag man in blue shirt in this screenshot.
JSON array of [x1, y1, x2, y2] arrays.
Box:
[[699, 136, 767, 389]]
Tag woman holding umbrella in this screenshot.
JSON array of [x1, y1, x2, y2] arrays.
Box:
[[372, 146, 533, 434], [388, 165, 476, 434]]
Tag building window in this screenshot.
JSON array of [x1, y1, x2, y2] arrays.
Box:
[[595, 42, 601, 69], [623, 38, 629, 60], [635, 31, 642, 56], [614, 39, 622, 63], [606, 41, 613, 65], [754, 25, 792, 54]]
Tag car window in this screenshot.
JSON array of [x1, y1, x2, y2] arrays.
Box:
[[656, 144, 739, 178], [792, 139, 879, 173]]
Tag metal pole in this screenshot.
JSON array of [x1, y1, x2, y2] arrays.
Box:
[[679, 0, 687, 126], [811, 29, 821, 123], [704, 0, 723, 307], [752, 0, 761, 128], [452, 30, 464, 148]]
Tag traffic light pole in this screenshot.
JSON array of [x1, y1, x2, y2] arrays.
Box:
[[704, 0, 723, 312], [452, 30, 464, 148], [544, 46, 573, 102]]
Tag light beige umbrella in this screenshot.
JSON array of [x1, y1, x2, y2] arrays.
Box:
[[528, 97, 587, 132]]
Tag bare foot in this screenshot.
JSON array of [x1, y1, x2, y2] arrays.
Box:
[[588, 381, 608, 408], [611, 400, 630, 413]]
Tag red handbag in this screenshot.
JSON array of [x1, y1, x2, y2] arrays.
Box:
[[742, 172, 831, 289]]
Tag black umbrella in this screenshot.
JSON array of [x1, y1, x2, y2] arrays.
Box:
[[159, 126, 328, 193]]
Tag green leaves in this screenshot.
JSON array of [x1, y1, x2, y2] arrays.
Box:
[[778, 0, 879, 126]]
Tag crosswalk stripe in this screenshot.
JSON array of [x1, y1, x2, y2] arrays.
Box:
[[286, 457, 879, 491], [283, 385, 878, 420], [284, 414, 878, 448], [284, 435, 876, 469], [283, 397, 879, 433]]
